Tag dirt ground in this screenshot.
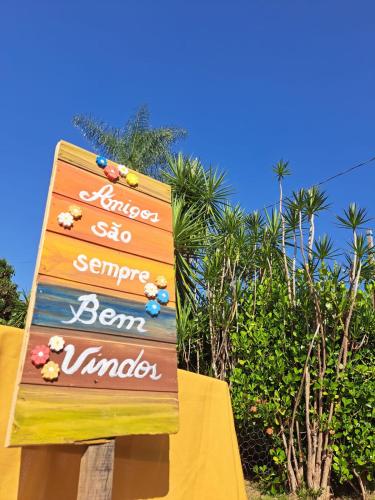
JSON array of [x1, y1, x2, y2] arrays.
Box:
[[244, 480, 375, 499], [244, 480, 288, 499]]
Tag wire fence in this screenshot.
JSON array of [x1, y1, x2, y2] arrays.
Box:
[[236, 421, 273, 478]]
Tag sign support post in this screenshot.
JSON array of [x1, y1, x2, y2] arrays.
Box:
[[77, 440, 115, 500]]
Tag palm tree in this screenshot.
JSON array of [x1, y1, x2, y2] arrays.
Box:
[[73, 105, 187, 179], [285, 200, 300, 301], [303, 187, 329, 262], [164, 152, 232, 310], [7, 291, 29, 328], [163, 153, 232, 224], [273, 160, 291, 299]]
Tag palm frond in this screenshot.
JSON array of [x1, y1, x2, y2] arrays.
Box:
[[73, 105, 187, 178], [337, 203, 371, 231]]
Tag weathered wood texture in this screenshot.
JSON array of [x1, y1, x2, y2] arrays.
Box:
[[53, 160, 172, 232], [10, 384, 178, 446], [5, 144, 62, 448], [6, 140, 178, 447], [58, 140, 171, 203], [33, 281, 176, 343], [23, 330, 178, 392], [77, 441, 115, 500], [37, 274, 175, 308], [39, 231, 175, 298], [48, 192, 174, 263]]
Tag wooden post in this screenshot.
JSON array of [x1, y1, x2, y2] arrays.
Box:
[[77, 440, 115, 500]]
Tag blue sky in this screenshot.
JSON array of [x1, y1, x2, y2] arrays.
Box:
[[1, 0, 375, 292]]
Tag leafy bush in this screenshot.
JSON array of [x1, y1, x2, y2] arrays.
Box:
[[231, 266, 375, 497]]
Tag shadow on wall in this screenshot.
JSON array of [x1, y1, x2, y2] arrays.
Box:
[[114, 435, 170, 499], [18, 435, 170, 500]]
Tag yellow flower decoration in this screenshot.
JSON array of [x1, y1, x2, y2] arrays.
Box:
[[69, 205, 83, 220], [155, 275, 168, 288], [126, 173, 139, 187], [41, 361, 60, 381]]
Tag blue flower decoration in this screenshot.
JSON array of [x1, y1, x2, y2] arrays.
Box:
[[157, 289, 170, 305], [145, 300, 160, 317], [96, 155, 107, 168]]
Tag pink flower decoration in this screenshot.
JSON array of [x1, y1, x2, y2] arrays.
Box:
[[31, 345, 50, 367], [104, 165, 119, 181]]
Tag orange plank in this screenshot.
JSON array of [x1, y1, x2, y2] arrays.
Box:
[[53, 160, 172, 232], [40, 231, 175, 299], [57, 140, 171, 203], [48, 193, 174, 265]]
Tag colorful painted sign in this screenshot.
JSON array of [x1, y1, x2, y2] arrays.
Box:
[[6, 141, 178, 446]]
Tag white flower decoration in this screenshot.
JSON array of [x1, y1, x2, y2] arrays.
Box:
[[144, 282, 158, 298], [118, 165, 129, 177], [48, 335, 65, 353], [57, 212, 74, 228]]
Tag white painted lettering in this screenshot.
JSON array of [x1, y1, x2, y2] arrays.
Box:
[[79, 184, 161, 225], [73, 254, 88, 272], [89, 257, 101, 274], [61, 344, 102, 375], [62, 294, 147, 333], [60, 344, 162, 381], [139, 270, 150, 283]]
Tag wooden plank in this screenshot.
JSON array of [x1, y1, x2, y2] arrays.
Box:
[[57, 140, 171, 203], [5, 142, 63, 449], [22, 330, 178, 392], [8, 384, 179, 446], [48, 192, 174, 264], [39, 231, 175, 298], [33, 281, 176, 343], [53, 160, 172, 232], [37, 274, 175, 308], [28, 325, 174, 349], [77, 441, 115, 500]]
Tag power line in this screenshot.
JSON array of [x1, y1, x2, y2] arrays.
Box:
[[316, 155, 375, 187], [262, 154, 375, 211]]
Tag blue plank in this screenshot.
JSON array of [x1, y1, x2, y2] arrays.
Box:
[[33, 283, 176, 343]]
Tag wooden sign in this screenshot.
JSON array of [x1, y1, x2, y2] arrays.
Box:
[[6, 141, 178, 447]]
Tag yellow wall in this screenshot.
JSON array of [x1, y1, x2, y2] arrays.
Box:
[[0, 326, 246, 500]]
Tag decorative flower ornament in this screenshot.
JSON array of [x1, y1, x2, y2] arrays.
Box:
[[118, 165, 129, 177], [41, 361, 60, 381], [68, 205, 83, 220], [48, 335, 65, 353], [126, 173, 139, 187], [155, 275, 168, 288], [144, 283, 158, 298], [157, 289, 170, 305], [96, 156, 107, 168], [31, 345, 50, 366], [104, 164, 120, 181], [57, 212, 74, 228], [145, 300, 161, 317]]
